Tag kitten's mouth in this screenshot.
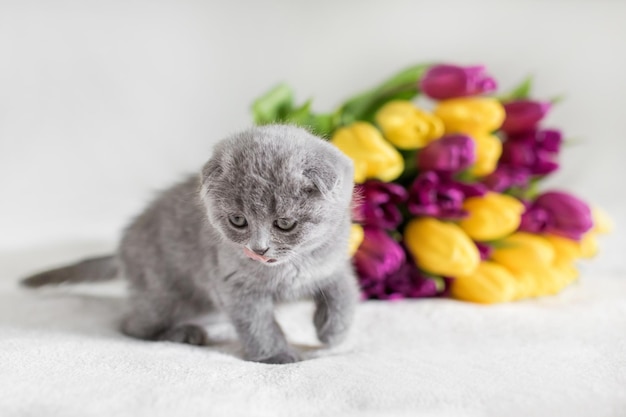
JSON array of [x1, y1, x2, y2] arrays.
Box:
[[243, 247, 277, 264]]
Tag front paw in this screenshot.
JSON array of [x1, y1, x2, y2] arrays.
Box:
[[256, 349, 302, 365], [157, 324, 209, 346], [314, 305, 349, 346]]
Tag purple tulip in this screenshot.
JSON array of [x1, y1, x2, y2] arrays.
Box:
[[518, 191, 593, 240], [354, 181, 408, 229], [354, 227, 406, 281], [536, 191, 593, 240], [420, 64, 497, 100], [408, 171, 486, 219], [501, 141, 558, 176], [417, 134, 476, 173], [482, 165, 531, 192], [509, 128, 563, 155], [519, 205, 550, 234], [500, 129, 562, 176], [501, 100, 551, 134], [359, 254, 440, 300]]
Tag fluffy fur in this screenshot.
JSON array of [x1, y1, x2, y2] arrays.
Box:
[[22, 125, 359, 364]]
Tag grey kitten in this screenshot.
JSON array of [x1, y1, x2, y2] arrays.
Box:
[[22, 125, 359, 364]]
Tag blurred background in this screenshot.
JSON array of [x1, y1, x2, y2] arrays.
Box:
[[0, 0, 624, 273]]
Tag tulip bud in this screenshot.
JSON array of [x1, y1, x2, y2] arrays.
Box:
[[505, 264, 565, 298], [354, 227, 405, 280], [579, 232, 599, 259], [434, 97, 505, 134], [348, 224, 364, 256], [543, 234, 581, 262], [407, 171, 486, 220], [451, 261, 518, 304], [331, 122, 404, 183], [491, 232, 555, 270], [404, 218, 480, 277], [534, 191, 593, 240], [355, 181, 408, 229], [470, 133, 502, 177], [417, 134, 476, 172], [482, 165, 531, 192], [552, 259, 579, 283], [501, 100, 551, 134], [375, 101, 444, 149], [500, 133, 559, 176], [420, 64, 497, 100], [459, 192, 525, 241], [501, 266, 536, 300]]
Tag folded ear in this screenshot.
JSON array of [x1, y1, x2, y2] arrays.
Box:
[[201, 157, 223, 190], [303, 161, 340, 199]]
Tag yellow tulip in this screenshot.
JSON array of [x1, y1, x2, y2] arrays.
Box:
[[348, 224, 364, 256], [544, 234, 581, 262], [470, 133, 502, 177], [434, 97, 505, 134], [404, 218, 480, 277], [552, 259, 579, 283], [451, 261, 518, 304], [579, 232, 599, 259], [591, 206, 613, 234], [507, 264, 566, 298], [375, 100, 444, 149], [491, 232, 555, 270], [501, 266, 537, 300], [498, 234, 579, 300], [459, 192, 525, 241], [331, 122, 404, 183]]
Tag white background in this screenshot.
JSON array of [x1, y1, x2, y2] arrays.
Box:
[[0, 0, 624, 272]]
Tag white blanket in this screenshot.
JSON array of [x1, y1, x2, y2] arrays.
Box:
[[1, 246, 625, 417]]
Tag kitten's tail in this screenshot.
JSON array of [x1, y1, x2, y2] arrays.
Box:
[[20, 255, 118, 288]]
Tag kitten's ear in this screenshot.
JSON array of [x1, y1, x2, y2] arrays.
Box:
[[201, 157, 223, 185], [303, 163, 339, 198]]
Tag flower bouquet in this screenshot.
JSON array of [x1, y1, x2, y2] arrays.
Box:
[[251, 63, 612, 303]]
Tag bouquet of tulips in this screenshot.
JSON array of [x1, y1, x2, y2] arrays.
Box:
[[251, 63, 612, 304]]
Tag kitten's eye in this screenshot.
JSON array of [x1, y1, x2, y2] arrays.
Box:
[[274, 218, 297, 232], [228, 215, 248, 228]]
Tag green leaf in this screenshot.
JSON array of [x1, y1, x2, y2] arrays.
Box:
[[455, 169, 477, 183], [499, 76, 533, 102], [482, 239, 514, 249], [375, 64, 434, 92], [339, 63, 432, 126], [309, 113, 335, 138], [431, 276, 447, 292], [251, 84, 294, 125], [503, 178, 541, 200], [283, 99, 312, 125]]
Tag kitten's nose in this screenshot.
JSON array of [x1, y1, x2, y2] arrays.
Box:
[[252, 247, 269, 256]]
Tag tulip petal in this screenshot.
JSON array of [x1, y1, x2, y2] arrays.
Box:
[[459, 192, 525, 241], [404, 218, 480, 277]]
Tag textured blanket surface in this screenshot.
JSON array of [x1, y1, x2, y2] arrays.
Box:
[[1, 245, 625, 417]]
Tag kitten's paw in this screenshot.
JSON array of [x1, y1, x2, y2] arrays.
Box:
[[158, 324, 209, 346], [256, 350, 302, 365], [314, 306, 348, 346], [317, 324, 349, 347]]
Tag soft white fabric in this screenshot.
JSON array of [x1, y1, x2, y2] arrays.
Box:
[[1, 246, 625, 417]]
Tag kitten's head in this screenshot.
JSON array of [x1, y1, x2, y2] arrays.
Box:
[[200, 125, 354, 266]]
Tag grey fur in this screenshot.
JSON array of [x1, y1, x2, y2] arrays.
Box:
[[21, 255, 118, 287], [22, 125, 359, 364]]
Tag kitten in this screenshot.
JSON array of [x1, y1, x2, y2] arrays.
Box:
[[22, 125, 359, 364]]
